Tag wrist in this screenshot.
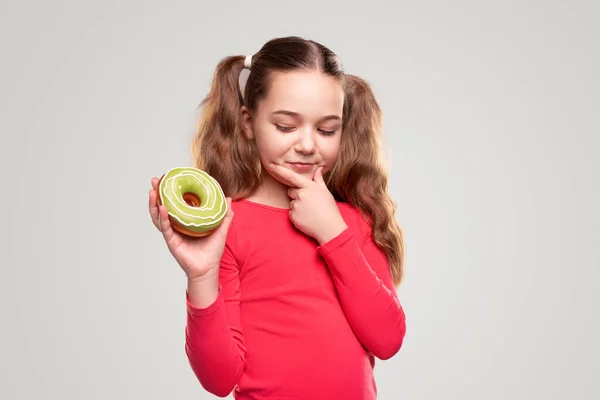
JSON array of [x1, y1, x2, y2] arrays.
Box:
[[187, 273, 219, 309], [317, 221, 348, 245], [187, 267, 219, 283]]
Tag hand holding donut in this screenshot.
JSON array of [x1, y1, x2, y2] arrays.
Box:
[[148, 171, 234, 281], [268, 163, 348, 245]]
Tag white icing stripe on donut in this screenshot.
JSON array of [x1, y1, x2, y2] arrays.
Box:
[[159, 167, 226, 229], [164, 176, 219, 219]]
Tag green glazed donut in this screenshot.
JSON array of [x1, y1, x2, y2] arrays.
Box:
[[157, 167, 227, 237]]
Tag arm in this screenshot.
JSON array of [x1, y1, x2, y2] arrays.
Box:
[[184, 235, 246, 397], [317, 226, 406, 360]]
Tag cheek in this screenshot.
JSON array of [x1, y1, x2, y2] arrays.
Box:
[[254, 141, 275, 166], [253, 126, 287, 161], [322, 135, 342, 162]]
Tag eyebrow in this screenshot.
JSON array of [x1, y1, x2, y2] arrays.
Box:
[[271, 110, 342, 122]]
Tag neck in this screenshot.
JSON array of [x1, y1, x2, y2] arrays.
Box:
[[246, 170, 291, 209]]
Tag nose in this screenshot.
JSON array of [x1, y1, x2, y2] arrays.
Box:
[[294, 128, 316, 154]]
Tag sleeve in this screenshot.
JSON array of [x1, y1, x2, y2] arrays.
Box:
[[316, 216, 406, 360], [184, 221, 246, 397]]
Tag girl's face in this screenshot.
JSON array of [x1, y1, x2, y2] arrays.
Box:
[[242, 71, 344, 187]]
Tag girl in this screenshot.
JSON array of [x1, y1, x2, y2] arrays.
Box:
[[148, 36, 406, 399]]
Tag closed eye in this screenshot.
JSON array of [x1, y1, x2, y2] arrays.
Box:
[[275, 124, 295, 132], [318, 128, 337, 136], [276, 124, 337, 136]]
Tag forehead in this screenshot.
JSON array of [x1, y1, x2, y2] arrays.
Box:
[[259, 71, 344, 117]]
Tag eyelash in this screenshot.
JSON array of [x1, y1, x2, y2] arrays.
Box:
[[275, 124, 337, 136]]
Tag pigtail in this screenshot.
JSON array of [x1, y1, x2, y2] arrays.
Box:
[[191, 56, 261, 199], [330, 74, 405, 286]]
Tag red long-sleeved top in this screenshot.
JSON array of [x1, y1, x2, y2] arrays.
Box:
[[184, 199, 406, 399]]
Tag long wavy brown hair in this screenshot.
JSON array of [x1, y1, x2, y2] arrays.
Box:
[[191, 36, 405, 286]]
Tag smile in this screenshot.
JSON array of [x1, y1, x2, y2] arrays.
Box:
[[287, 162, 315, 171]]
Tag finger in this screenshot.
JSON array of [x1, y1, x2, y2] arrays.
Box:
[[151, 177, 159, 191], [268, 163, 311, 188], [313, 166, 327, 188], [287, 187, 299, 200], [149, 189, 160, 230], [158, 205, 176, 244]]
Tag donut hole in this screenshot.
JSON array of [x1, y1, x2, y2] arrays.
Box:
[[182, 192, 202, 207]]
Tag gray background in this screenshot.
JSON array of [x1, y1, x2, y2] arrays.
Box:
[[1, 0, 598, 399]]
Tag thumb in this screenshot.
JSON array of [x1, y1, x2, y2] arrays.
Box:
[[313, 166, 326, 187], [215, 197, 234, 235]]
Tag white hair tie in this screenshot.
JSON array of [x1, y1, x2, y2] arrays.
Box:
[[244, 55, 252, 69]]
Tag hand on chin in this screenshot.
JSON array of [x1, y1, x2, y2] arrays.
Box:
[[268, 163, 348, 245]]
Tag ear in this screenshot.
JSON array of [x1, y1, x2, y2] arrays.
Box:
[[241, 106, 254, 139]]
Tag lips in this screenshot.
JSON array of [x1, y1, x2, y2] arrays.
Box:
[[288, 162, 315, 171]]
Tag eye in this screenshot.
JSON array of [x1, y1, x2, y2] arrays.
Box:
[[318, 128, 337, 136], [275, 124, 295, 132]]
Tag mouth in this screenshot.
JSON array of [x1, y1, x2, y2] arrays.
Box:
[[287, 162, 316, 172]]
